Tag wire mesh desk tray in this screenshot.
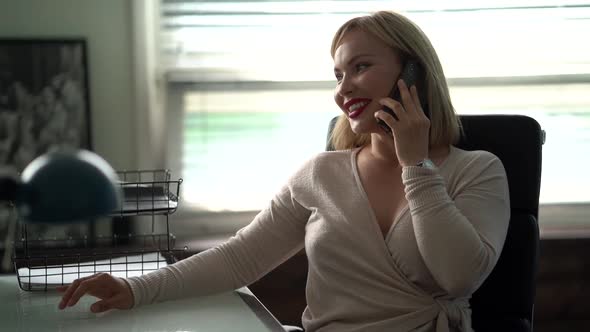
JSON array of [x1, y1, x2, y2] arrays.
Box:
[[12, 169, 186, 291], [116, 169, 183, 216]]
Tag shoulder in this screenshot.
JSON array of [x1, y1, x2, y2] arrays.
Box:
[[287, 149, 354, 187], [444, 147, 508, 184], [293, 149, 353, 176], [312, 149, 353, 168], [449, 147, 504, 171]]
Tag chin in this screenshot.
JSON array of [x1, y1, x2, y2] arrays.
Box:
[[349, 118, 380, 135], [348, 120, 364, 134]]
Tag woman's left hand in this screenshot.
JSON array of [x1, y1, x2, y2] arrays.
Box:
[[374, 79, 430, 167]]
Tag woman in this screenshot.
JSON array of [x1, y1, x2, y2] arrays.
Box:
[[59, 11, 509, 332]]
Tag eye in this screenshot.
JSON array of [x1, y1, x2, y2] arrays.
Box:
[[334, 72, 343, 83], [355, 62, 371, 72]]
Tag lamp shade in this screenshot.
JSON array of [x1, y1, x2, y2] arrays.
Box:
[[17, 150, 121, 223]]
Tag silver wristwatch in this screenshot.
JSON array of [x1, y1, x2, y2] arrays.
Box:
[[416, 158, 436, 169]]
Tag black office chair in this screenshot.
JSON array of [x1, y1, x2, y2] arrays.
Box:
[[324, 114, 543, 332], [455, 115, 542, 332]]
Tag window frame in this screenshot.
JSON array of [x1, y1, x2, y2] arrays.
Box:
[[165, 75, 590, 238]]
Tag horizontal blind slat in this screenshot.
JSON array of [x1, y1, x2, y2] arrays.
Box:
[[160, 1, 590, 81]]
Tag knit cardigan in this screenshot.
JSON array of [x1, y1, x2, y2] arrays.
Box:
[[127, 146, 510, 332]]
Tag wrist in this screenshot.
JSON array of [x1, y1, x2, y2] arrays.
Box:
[[401, 157, 432, 168], [415, 158, 436, 169], [402, 158, 436, 170]]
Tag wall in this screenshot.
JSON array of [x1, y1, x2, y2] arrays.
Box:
[[0, 0, 137, 170]]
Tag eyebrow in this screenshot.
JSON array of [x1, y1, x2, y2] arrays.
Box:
[[334, 53, 374, 72]]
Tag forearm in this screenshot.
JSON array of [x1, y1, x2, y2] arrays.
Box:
[[126, 246, 237, 307], [403, 163, 509, 297], [126, 187, 308, 307]]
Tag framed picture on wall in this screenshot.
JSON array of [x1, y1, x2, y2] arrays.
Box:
[[0, 38, 91, 167], [0, 38, 92, 271]]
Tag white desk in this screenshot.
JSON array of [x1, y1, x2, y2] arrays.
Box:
[[0, 275, 286, 331]]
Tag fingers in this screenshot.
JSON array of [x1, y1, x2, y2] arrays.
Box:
[[398, 80, 416, 114], [58, 274, 95, 309], [90, 296, 118, 313], [378, 79, 415, 122], [383, 80, 427, 122], [64, 279, 92, 308], [59, 274, 134, 313], [90, 300, 107, 313], [375, 101, 403, 131], [410, 85, 421, 111]]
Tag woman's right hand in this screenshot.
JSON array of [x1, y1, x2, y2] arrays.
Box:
[[57, 273, 134, 313]]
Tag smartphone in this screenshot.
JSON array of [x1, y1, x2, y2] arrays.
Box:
[[378, 60, 428, 133]]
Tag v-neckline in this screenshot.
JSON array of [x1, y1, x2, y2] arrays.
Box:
[[350, 147, 408, 243], [350, 146, 456, 243]]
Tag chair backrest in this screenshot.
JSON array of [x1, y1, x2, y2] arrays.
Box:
[[458, 115, 542, 332], [326, 114, 542, 332]]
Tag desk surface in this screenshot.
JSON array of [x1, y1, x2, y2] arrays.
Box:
[[0, 275, 285, 332]]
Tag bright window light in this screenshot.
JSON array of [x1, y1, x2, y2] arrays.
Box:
[[161, 1, 590, 213]]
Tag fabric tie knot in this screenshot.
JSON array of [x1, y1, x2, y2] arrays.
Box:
[[434, 297, 470, 331]]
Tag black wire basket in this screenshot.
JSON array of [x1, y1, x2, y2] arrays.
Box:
[[12, 169, 186, 291]]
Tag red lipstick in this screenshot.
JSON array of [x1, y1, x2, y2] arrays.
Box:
[[344, 98, 372, 119]]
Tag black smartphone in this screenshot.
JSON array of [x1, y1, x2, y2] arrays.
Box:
[[378, 60, 428, 133]]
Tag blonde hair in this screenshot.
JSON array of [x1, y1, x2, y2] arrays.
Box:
[[329, 11, 461, 151]]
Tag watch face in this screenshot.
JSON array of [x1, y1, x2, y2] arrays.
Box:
[[419, 159, 435, 169], [425, 159, 435, 169]]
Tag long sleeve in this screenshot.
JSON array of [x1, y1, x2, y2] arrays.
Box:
[[402, 151, 510, 298], [126, 176, 312, 307]]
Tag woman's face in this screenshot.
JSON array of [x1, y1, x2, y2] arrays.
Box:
[[333, 29, 402, 134]]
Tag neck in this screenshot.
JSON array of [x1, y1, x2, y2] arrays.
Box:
[[365, 133, 401, 168]]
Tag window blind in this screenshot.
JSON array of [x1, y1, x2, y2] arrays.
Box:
[[159, 1, 590, 212], [160, 0, 590, 82]]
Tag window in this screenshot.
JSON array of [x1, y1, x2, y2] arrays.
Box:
[[160, 1, 590, 233]]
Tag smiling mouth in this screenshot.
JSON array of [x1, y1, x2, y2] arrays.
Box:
[[347, 101, 371, 119]]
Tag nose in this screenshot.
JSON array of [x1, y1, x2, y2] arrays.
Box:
[[335, 74, 353, 98]]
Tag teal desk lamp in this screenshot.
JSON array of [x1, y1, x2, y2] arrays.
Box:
[[0, 150, 121, 223]]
